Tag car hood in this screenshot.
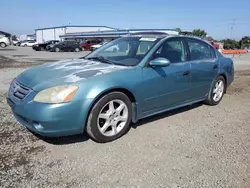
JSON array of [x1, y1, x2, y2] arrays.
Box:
[[16, 58, 128, 91]]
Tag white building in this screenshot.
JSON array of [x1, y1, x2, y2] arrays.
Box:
[[35, 25, 116, 43], [59, 29, 179, 41]]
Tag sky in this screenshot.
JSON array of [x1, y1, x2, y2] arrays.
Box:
[[1, 0, 250, 40]]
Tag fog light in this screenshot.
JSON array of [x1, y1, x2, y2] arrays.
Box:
[[33, 121, 44, 130]]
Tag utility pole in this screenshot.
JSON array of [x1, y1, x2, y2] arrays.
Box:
[[230, 19, 235, 39]]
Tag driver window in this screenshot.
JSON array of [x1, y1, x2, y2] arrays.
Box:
[[153, 39, 186, 63]]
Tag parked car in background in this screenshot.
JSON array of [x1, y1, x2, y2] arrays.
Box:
[[15, 41, 23, 46], [32, 40, 59, 51], [90, 41, 109, 51], [12, 39, 20, 46], [46, 41, 60, 51], [50, 40, 81, 52], [7, 34, 234, 143], [91, 43, 119, 52], [0, 36, 11, 48], [20, 40, 37, 47], [80, 39, 101, 51], [0, 31, 11, 48]]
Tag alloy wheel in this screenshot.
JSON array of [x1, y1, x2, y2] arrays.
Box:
[[213, 80, 224, 102], [97, 100, 128, 137]]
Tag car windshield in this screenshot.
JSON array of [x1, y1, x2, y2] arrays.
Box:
[[84, 37, 159, 66]]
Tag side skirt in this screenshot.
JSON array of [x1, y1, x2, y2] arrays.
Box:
[[134, 98, 206, 122]]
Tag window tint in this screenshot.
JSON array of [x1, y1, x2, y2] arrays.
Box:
[[137, 41, 154, 55], [153, 39, 186, 63], [187, 39, 214, 60], [209, 45, 216, 58]]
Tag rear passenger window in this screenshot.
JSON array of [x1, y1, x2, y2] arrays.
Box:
[[187, 39, 214, 60]]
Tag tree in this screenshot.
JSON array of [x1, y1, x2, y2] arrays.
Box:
[[239, 36, 250, 49], [222, 39, 240, 49], [192, 29, 207, 38], [175, 28, 182, 33]]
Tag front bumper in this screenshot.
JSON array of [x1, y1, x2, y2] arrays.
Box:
[[7, 89, 93, 137]]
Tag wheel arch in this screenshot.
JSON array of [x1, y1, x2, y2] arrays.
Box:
[[84, 87, 138, 132], [218, 72, 228, 89]]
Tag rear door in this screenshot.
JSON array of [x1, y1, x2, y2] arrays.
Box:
[[63, 41, 73, 51], [185, 38, 218, 99]]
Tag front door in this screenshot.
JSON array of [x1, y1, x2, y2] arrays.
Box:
[[140, 38, 192, 116]]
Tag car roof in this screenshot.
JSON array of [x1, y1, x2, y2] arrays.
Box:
[[127, 31, 169, 39]]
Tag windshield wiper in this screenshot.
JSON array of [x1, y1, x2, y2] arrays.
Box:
[[86, 56, 113, 64]]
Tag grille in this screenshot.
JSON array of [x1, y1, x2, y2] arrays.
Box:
[[10, 80, 30, 100]]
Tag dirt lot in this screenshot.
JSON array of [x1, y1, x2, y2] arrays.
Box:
[[0, 47, 250, 188]]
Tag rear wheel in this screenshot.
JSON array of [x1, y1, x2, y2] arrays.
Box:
[[75, 47, 80, 52], [0, 42, 7, 48], [86, 92, 132, 143], [24, 44, 27, 47], [205, 76, 226, 105], [40, 47, 45, 51]]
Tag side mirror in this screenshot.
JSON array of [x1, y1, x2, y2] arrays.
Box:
[[149, 57, 171, 67]]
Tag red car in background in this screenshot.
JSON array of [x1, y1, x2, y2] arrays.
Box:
[[80, 39, 101, 51]]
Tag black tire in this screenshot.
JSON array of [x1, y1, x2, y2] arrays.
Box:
[[40, 47, 45, 51], [204, 76, 226, 106], [24, 44, 27, 47], [113, 48, 117, 52], [0, 42, 7, 48], [75, 47, 80, 52], [86, 92, 132, 143]]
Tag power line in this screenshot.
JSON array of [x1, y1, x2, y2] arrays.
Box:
[[230, 19, 235, 39]]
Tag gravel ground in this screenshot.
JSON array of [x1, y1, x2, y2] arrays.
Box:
[[0, 48, 250, 188]]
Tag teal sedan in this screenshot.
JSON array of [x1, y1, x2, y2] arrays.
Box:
[[7, 34, 234, 142]]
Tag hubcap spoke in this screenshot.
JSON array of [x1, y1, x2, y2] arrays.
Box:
[[112, 125, 118, 134], [109, 101, 115, 113], [213, 88, 217, 94], [101, 122, 110, 133], [117, 116, 127, 122], [116, 103, 125, 114], [99, 113, 109, 120]]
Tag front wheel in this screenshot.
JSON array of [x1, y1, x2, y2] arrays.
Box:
[[205, 76, 226, 105], [75, 47, 80, 52], [86, 92, 132, 143]]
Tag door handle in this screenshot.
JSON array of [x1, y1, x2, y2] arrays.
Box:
[[183, 71, 190, 76], [213, 64, 218, 69]]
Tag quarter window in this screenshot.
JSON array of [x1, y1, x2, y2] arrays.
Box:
[[187, 39, 214, 60]]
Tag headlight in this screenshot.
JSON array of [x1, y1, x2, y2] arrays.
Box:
[[34, 85, 78, 104]]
